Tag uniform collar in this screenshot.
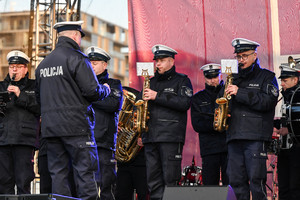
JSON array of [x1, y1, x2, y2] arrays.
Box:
[[238, 58, 260, 78], [97, 69, 109, 81], [282, 83, 300, 98], [205, 80, 223, 94], [155, 65, 176, 81], [56, 36, 81, 50]]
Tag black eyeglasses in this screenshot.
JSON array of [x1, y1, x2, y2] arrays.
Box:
[[9, 65, 25, 69], [235, 52, 255, 61]]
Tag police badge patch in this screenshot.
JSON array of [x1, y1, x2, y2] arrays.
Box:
[[112, 88, 122, 97], [182, 86, 193, 97], [267, 84, 279, 97]]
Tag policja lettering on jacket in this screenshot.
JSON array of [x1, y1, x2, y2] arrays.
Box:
[[40, 66, 63, 77]]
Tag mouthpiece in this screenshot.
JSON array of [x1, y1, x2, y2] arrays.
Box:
[[12, 74, 16, 81], [238, 63, 244, 68]]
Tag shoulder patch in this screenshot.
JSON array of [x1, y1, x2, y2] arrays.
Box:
[[267, 84, 279, 97], [111, 88, 122, 97], [182, 86, 193, 97]]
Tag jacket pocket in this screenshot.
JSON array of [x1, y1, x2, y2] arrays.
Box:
[[21, 121, 37, 136], [239, 113, 262, 132]]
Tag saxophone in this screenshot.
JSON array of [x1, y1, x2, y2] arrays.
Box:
[[134, 69, 150, 134], [115, 70, 150, 162], [213, 67, 233, 132]]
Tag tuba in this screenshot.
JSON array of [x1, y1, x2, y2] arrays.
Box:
[[213, 67, 233, 132], [115, 70, 150, 162], [115, 86, 140, 162]]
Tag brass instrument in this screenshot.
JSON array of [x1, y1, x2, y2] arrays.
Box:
[[115, 87, 140, 162], [134, 69, 150, 133], [115, 70, 150, 162], [213, 67, 233, 132], [288, 56, 296, 68]]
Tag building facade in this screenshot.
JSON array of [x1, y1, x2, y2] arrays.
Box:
[[0, 11, 129, 85]]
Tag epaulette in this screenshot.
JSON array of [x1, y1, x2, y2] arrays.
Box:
[[177, 73, 188, 77]]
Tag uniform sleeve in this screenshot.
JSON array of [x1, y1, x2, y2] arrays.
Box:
[[154, 77, 193, 111], [16, 91, 40, 116], [235, 73, 278, 111], [15, 81, 41, 116], [92, 80, 123, 113], [35, 77, 40, 105], [191, 94, 220, 134], [74, 58, 110, 102]]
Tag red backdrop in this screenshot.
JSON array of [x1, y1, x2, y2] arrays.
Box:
[[127, 0, 300, 185]]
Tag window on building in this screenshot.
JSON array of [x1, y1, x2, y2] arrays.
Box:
[[109, 41, 114, 53], [109, 58, 115, 72], [86, 15, 93, 32], [91, 34, 98, 46], [118, 60, 122, 74], [121, 29, 126, 43], [106, 24, 115, 39]]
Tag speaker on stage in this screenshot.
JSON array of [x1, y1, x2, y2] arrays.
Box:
[[162, 185, 237, 200], [0, 195, 20, 200], [20, 194, 81, 200]]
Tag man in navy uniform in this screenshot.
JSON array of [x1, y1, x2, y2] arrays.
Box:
[[0, 50, 40, 194], [85, 46, 123, 200], [191, 63, 228, 186], [35, 21, 110, 200], [225, 38, 278, 200], [273, 62, 300, 200], [141, 44, 193, 200]]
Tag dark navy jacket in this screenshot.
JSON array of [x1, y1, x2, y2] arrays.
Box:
[[35, 36, 110, 138], [227, 59, 279, 142], [93, 70, 122, 150], [142, 66, 193, 144], [0, 73, 40, 147], [191, 81, 227, 157], [281, 83, 300, 138]]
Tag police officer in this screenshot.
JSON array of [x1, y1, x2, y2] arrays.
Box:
[[85, 46, 123, 200], [225, 38, 279, 200], [273, 62, 300, 200], [142, 44, 193, 200], [0, 50, 40, 194], [191, 63, 228, 186], [35, 21, 110, 200]]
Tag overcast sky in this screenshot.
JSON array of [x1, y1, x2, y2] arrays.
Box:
[[0, 0, 128, 28]]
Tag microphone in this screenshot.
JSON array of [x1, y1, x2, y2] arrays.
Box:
[[10, 74, 16, 86]]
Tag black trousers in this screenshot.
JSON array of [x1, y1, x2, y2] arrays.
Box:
[[227, 140, 268, 200], [115, 164, 148, 200], [38, 154, 52, 193], [201, 152, 228, 185], [38, 153, 77, 195], [96, 147, 116, 200], [0, 145, 35, 194], [46, 136, 98, 200], [277, 145, 300, 200], [144, 142, 183, 200]]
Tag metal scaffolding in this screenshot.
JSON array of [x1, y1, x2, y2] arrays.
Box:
[[27, 0, 81, 76]]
